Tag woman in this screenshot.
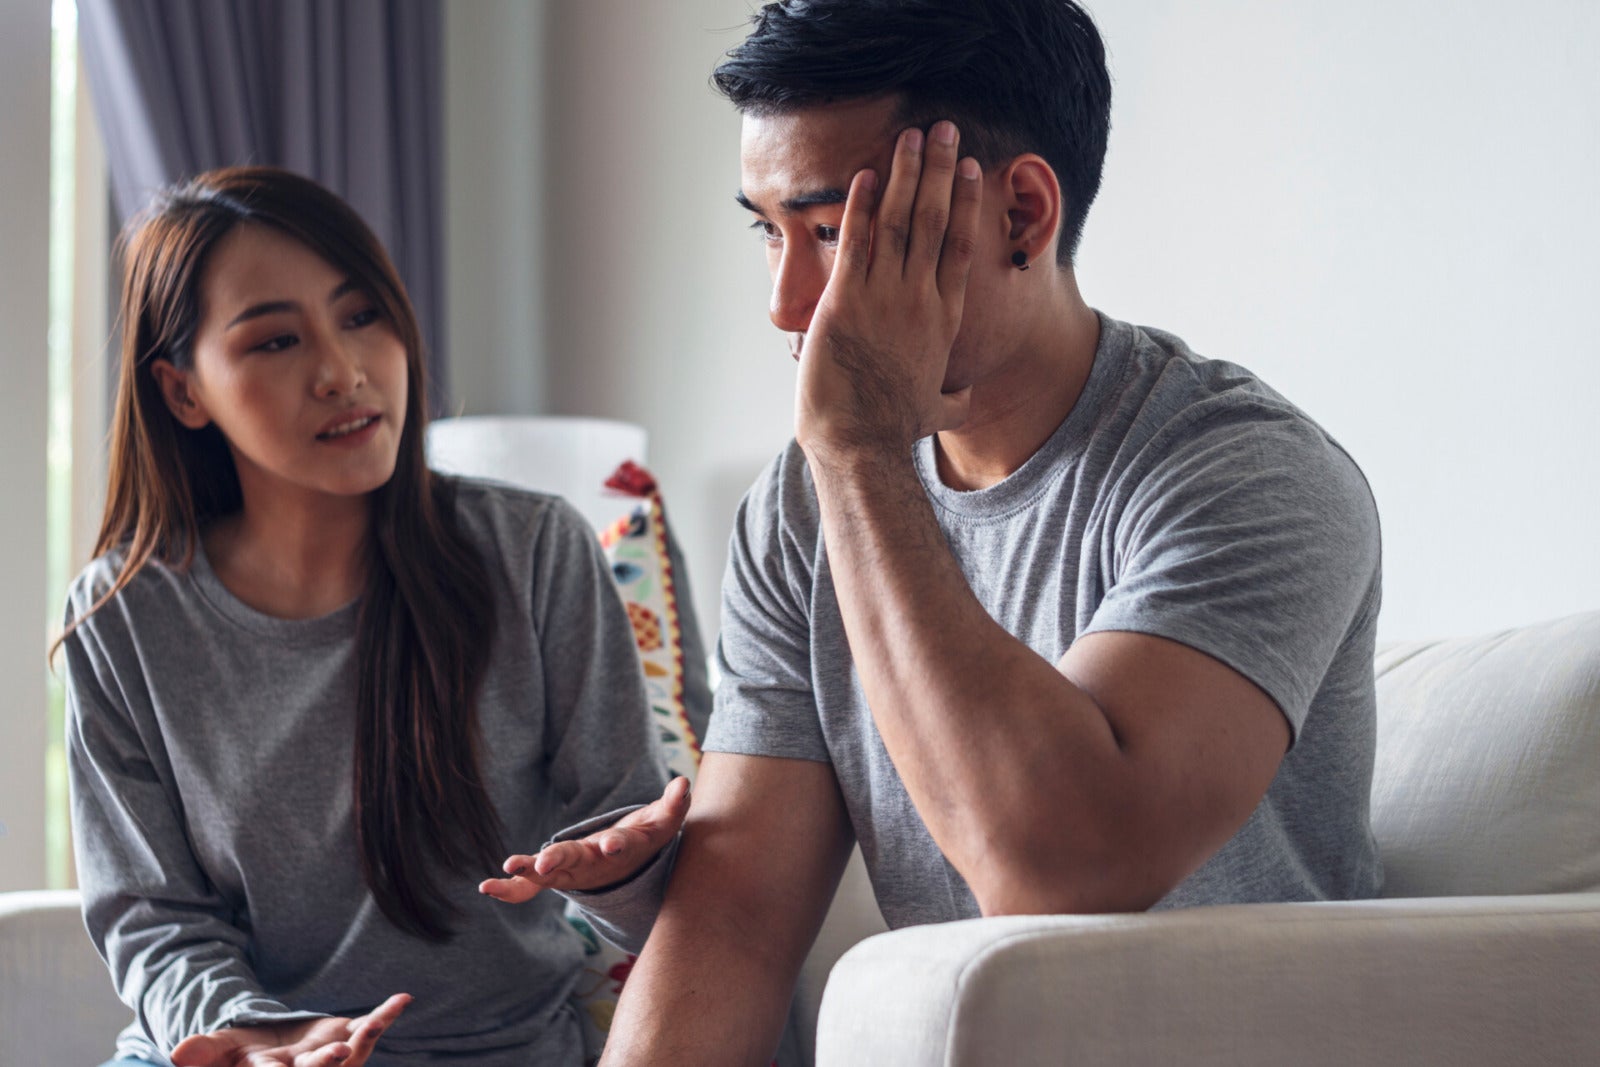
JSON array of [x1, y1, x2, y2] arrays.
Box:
[[61, 167, 686, 1067]]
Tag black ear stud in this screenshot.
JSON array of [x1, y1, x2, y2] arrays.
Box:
[[1011, 250, 1030, 271]]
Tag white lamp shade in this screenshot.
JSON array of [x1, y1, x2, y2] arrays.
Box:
[[426, 415, 648, 533]]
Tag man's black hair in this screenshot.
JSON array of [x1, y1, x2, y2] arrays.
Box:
[[713, 0, 1112, 266]]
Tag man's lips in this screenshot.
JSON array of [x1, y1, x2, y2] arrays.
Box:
[[316, 408, 382, 440]]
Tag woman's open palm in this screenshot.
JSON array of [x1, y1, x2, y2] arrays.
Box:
[[169, 992, 411, 1067]]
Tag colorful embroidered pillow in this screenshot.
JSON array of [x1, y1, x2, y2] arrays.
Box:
[[566, 461, 710, 1061]]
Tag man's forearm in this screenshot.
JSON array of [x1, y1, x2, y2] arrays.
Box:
[[806, 446, 1131, 910], [600, 754, 853, 1066]]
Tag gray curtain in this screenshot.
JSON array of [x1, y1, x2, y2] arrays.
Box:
[[78, 0, 448, 410]]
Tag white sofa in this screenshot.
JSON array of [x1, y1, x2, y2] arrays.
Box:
[[7, 610, 1598, 1065], [807, 610, 1600, 1065]]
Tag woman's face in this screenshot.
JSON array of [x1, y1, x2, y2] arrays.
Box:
[[156, 222, 410, 509]]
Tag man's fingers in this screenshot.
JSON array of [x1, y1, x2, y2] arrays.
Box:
[[872, 127, 924, 269], [833, 169, 879, 280], [936, 155, 985, 303], [907, 121, 960, 269]]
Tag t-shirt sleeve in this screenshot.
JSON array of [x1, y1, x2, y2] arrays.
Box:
[[529, 499, 675, 950], [64, 589, 321, 1053], [532, 497, 671, 831], [1082, 409, 1381, 740], [703, 453, 830, 762]]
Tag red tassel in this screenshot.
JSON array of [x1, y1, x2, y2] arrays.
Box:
[[604, 460, 657, 498]]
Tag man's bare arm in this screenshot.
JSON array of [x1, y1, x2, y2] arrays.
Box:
[[600, 751, 853, 1067], [795, 122, 1289, 916]]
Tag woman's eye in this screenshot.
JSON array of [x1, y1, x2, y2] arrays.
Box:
[[253, 333, 298, 353], [347, 307, 381, 328], [749, 219, 781, 244]]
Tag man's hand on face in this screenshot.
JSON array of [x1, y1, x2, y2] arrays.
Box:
[[478, 776, 691, 902], [169, 993, 411, 1067], [795, 120, 984, 464]]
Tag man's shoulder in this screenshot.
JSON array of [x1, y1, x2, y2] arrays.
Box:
[[737, 439, 823, 543], [1110, 320, 1370, 500]]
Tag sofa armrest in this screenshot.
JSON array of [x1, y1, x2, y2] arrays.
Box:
[[0, 889, 130, 1065], [815, 894, 1600, 1067]]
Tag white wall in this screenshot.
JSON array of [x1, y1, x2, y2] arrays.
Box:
[[0, 0, 53, 890], [1081, 0, 1600, 639], [446, 0, 783, 637], [447, 1, 1600, 643]]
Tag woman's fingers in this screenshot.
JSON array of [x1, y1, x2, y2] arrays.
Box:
[[289, 1043, 352, 1067], [171, 1034, 226, 1066], [478, 853, 542, 902], [616, 776, 692, 838], [481, 778, 691, 900], [544, 776, 691, 878], [332, 992, 411, 1067]]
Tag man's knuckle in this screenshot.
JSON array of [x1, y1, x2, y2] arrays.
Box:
[[944, 233, 979, 259]]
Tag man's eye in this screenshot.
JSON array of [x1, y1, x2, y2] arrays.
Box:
[[817, 225, 840, 246], [749, 219, 781, 244], [347, 307, 381, 328], [253, 333, 298, 353]]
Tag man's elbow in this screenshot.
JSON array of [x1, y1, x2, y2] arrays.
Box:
[[965, 832, 1184, 917]]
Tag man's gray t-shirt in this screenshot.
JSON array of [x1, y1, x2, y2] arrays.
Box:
[[705, 313, 1383, 928], [64, 479, 668, 1066]]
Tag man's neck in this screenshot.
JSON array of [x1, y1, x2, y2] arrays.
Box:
[[934, 277, 1101, 491]]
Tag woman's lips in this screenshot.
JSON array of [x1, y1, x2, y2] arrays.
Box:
[[316, 412, 381, 443]]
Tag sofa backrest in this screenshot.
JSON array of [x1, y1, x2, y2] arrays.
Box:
[[1371, 610, 1600, 898]]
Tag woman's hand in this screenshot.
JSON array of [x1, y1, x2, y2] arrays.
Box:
[[169, 992, 411, 1067], [479, 776, 691, 902]]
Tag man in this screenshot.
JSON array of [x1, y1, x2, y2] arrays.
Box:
[[483, 2, 1382, 1062]]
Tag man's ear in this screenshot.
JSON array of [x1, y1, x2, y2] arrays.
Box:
[[150, 360, 211, 430], [998, 153, 1064, 266]]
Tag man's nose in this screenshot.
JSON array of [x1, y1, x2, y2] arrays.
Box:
[[769, 247, 825, 334]]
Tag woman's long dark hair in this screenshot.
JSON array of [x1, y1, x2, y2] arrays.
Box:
[[71, 166, 502, 940]]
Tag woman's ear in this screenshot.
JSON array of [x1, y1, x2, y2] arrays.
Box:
[[999, 153, 1064, 265], [150, 360, 211, 430]]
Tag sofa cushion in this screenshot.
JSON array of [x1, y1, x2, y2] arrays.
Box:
[[1372, 610, 1600, 897]]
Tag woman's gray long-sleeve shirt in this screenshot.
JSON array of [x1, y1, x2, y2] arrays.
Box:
[[64, 479, 669, 1066]]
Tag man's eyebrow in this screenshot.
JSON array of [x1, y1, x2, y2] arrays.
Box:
[[226, 278, 361, 330], [735, 188, 851, 215]]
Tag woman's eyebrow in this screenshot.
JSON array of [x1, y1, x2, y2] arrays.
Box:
[[225, 279, 359, 330]]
